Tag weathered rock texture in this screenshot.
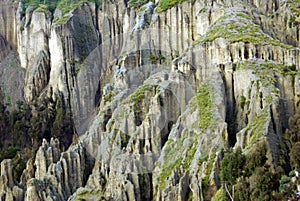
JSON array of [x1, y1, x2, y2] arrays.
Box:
[[0, 0, 300, 200], [0, 159, 24, 201]]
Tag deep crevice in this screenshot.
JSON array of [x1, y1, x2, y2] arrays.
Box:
[[270, 106, 277, 136], [220, 64, 237, 147], [102, 108, 112, 131], [244, 43, 249, 59], [259, 91, 263, 109]]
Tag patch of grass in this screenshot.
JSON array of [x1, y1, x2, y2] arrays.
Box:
[[126, 84, 158, 124], [246, 109, 269, 147], [195, 83, 213, 130], [128, 0, 149, 8], [6, 96, 12, 107], [158, 139, 197, 189], [137, 5, 147, 13], [35, 4, 48, 12], [183, 141, 198, 168], [157, 129, 197, 189], [236, 12, 252, 20], [128, 84, 155, 104], [261, 62, 298, 76], [196, 11, 293, 49], [188, 190, 194, 201], [53, 14, 72, 25], [287, 0, 300, 16], [211, 187, 228, 201], [158, 157, 182, 189], [156, 0, 188, 13], [74, 189, 106, 200], [199, 7, 207, 13], [149, 52, 166, 64], [53, 0, 89, 25], [202, 151, 216, 192], [289, 15, 296, 28], [236, 60, 299, 89], [103, 90, 114, 102], [240, 95, 246, 109]]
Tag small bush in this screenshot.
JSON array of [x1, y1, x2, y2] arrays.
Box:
[[156, 0, 187, 13]]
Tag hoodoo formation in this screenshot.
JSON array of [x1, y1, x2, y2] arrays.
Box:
[[1, 0, 300, 200]]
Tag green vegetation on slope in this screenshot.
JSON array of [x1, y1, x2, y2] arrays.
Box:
[[128, 84, 157, 113], [287, 0, 300, 15], [236, 60, 299, 76], [156, 0, 188, 13], [157, 82, 216, 190], [53, 0, 91, 24], [126, 83, 158, 125], [195, 83, 214, 130], [197, 11, 293, 48], [128, 0, 149, 8], [218, 118, 300, 201], [72, 189, 106, 201], [19, 0, 99, 24], [20, 0, 57, 13], [157, 133, 198, 189], [219, 145, 282, 200], [245, 109, 269, 148]]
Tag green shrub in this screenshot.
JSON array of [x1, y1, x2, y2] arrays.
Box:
[[290, 142, 300, 170], [211, 187, 229, 201], [149, 52, 166, 64], [156, 0, 187, 13], [220, 147, 245, 186], [240, 95, 246, 109]]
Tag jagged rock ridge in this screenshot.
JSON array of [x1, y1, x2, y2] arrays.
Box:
[[1, 0, 300, 200]]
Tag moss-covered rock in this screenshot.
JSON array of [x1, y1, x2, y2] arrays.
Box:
[[156, 0, 188, 13], [197, 10, 292, 49], [71, 188, 106, 201]]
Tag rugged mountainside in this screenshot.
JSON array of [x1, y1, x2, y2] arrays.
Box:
[[1, 0, 300, 200]]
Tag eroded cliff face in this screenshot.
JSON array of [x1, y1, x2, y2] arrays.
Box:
[[1, 0, 300, 200]]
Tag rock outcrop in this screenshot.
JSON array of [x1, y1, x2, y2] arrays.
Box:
[[26, 138, 86, 201], [0, 159, 24, 201], [0, 0, 18, 49], [0, 0, 300, 200]]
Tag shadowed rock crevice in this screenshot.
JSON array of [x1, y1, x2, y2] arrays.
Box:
[[1, 0, 300, 200]]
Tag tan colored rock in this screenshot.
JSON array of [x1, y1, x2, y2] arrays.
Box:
[[0, 0, 18, 49], [0, 160, 24, 201], [0, 160, 14, 192]]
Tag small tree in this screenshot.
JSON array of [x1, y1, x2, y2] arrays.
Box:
[[290, 142, 300, 170], [234, 179, 250, 201], [249, 165, 276, 201], [245, 143, 267, 176], [220, 147, 245, 186]]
